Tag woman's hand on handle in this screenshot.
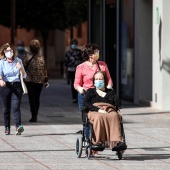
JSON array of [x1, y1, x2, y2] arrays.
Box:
[[77, 87, 85, 94]]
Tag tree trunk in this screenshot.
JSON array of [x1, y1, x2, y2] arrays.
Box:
[[70, 27, 73, 40], [11, 0, 16, 44], [41, 30, 49, 65]]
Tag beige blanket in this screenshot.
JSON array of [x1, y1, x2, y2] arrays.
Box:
[[88, 102, 122, 147]]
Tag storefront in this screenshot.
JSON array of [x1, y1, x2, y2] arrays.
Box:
[[88, 0, 134, 101]]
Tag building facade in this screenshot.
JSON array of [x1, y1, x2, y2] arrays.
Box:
[[152, 0, 170, 110], [88, 0, 170, 111], [1, 0, 170, 110], [0, 22, 87, 78]]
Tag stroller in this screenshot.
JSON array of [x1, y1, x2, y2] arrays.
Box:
[[75, 106, 126, 160]]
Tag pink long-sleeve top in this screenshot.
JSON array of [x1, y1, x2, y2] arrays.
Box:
[[74, 61, 113, 91]]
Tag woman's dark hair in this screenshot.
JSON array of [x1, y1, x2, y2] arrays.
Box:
[[17, 40, 25, 46], [70, 38, 78, 45], [82, 43, 98, 61], [93, 71, 108, 88], [0, 43, 17, 59], [30, 39, 40, 54]]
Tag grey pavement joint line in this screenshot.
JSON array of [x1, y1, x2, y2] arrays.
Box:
[[27, 126, 124, 168], [27, 125, 75, 150], [125, 128, 170, 144], [1, 79, 170, 169], [0, 137, 52, 170]]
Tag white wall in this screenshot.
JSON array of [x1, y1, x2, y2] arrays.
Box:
[[152, 0, 170, 110], [152, 0, 163, 109], [162, 0, 170, 110]]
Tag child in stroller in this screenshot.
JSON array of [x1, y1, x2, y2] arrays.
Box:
[[75, 71, 127, 159]]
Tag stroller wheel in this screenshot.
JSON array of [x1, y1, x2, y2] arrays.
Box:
[[76, 135, 83, 158], [117, 151, 122, 160]]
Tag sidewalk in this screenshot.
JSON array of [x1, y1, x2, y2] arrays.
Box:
[[0, 79, 170, 170]]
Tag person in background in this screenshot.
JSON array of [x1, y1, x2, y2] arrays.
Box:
[[23, 39, 48, 122], [0, 43, 26, 135], [83, 71, 127, 151], [74, 43, 113, 111], [64, 38, 83, 103], [16, 40, 28, 61]]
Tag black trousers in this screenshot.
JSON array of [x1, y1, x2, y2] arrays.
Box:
[[68, 71, 78, 100], [0, 82, 23, 128], [25, 82, 43, 119]]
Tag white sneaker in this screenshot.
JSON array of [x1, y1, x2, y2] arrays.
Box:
[[16, 125, 24, 135]]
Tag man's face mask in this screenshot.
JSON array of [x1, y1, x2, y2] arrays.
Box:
[[94, 80, 104, 89], [93, 50, 99, 61], [17, 46, 24, 51], [71, 44, 77, 50]]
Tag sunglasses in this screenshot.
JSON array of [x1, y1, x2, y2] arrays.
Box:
[[4, 49, 13, 53]]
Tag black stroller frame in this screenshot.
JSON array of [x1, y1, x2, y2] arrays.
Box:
[[75, 107, 126, 160]]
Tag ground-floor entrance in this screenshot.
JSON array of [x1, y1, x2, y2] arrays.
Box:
[[88, 0, 134, 102]]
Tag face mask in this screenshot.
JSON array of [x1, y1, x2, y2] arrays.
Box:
[[17, 46, 24, 51], [94, 80, 104, 89], [93, 51, 99, 61], [5, 51, 13, 58], [71, 44, 77, 49]]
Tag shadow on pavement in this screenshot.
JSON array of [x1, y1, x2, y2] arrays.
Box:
[[0, 79, 156, 126], [23, 132, 78, 137], [123, 154, 170, 161], [0, 149, 75, 153], [123, 111, 170, 116]]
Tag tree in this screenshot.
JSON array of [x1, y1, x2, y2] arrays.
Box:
[[0, 0, 88, 62]]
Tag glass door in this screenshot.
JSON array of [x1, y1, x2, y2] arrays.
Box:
[[105, 0, 117, 91], [119, 0, 134, 101]]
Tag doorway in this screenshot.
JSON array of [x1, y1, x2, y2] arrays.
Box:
[[105, 0, 117, 91], [119, 0, 134, 101], [88, 0, 134, 101]]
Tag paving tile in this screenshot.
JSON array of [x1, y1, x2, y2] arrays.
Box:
[[0, 79, 169, 170]]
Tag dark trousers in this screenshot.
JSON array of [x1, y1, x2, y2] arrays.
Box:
[[68, 71, 78, 100], [66, 70, 70, 84], [0, 82, 23, 128], [78, 93, 85, 111], [25, 82, 43, 119]]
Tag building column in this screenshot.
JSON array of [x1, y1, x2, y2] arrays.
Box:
[[152, 0, 170, 110]]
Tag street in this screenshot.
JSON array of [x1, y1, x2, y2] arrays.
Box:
[[0, 79, 170, 170]]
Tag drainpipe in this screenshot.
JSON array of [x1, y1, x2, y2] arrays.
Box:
[[11, 0, 15, 44], [88, 0, 91, 43], [102, 0, 106, 61], [116, 0, 120, 96]]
